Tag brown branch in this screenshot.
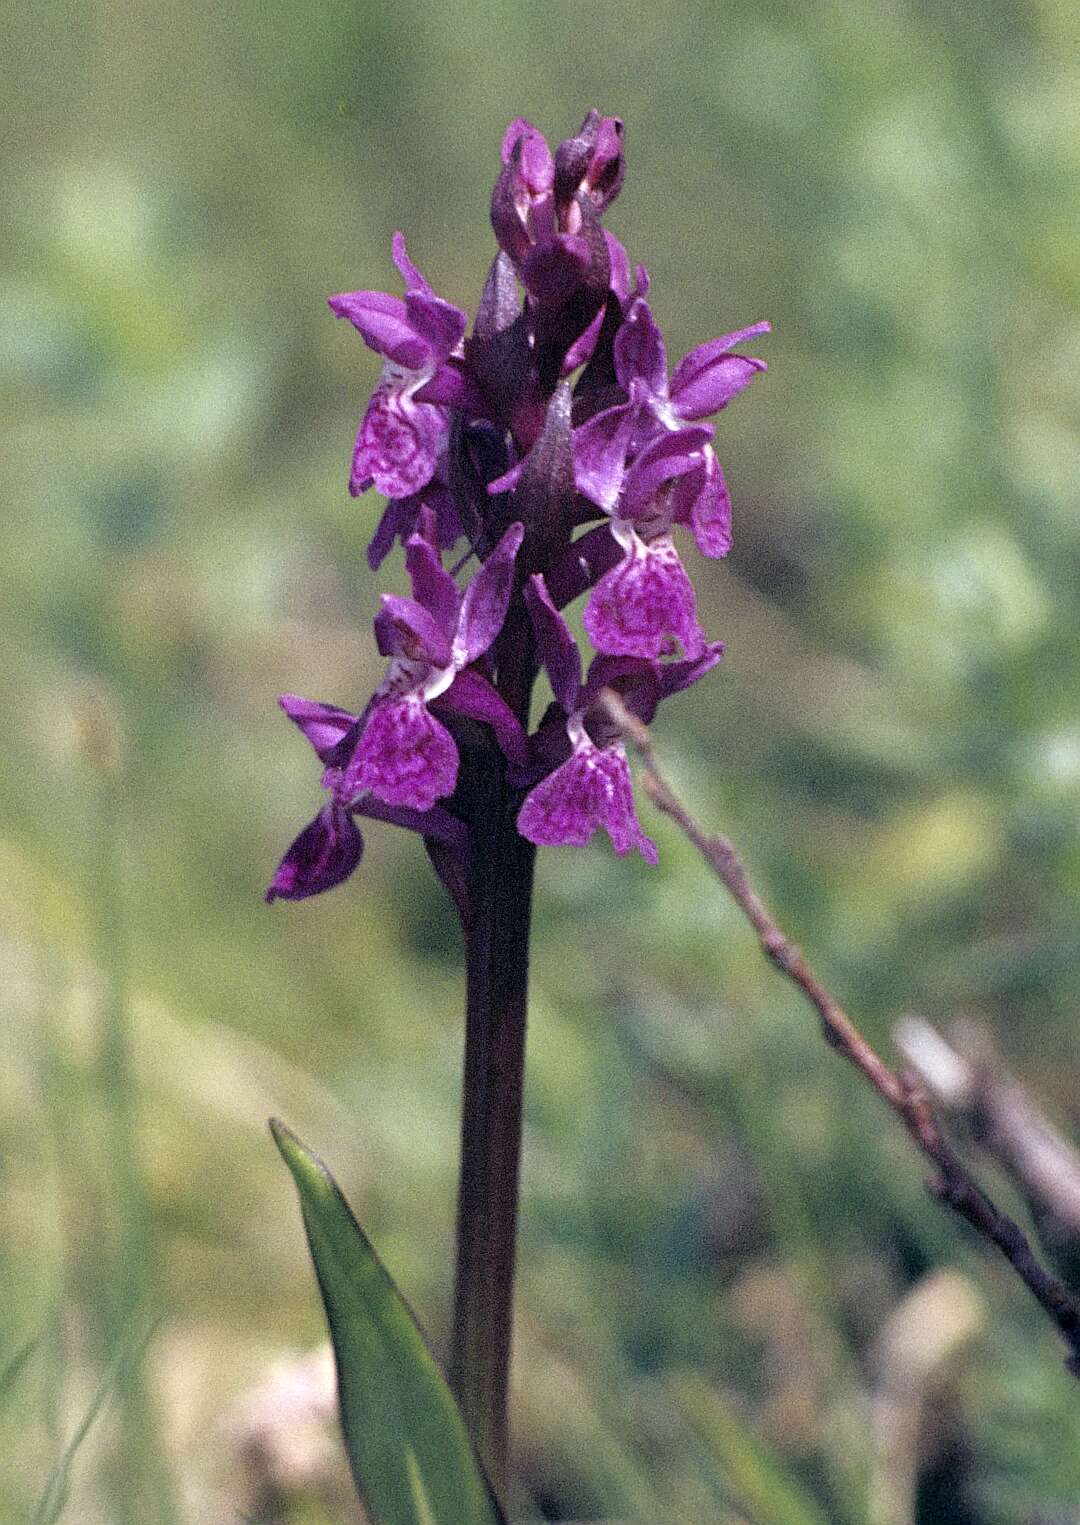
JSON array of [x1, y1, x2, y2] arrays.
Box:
[[603, 691, 1080, 1377]]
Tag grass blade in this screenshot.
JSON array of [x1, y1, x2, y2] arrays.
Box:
[[671, 1373, 831, 1525], [30, 1323, 155, 1525], [0, 1332, 41, 1415]]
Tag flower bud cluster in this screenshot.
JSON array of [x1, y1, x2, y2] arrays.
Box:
[[268, 111, 768, 903]]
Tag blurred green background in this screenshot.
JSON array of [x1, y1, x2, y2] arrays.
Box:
[[4, 0, 1080, 1519]]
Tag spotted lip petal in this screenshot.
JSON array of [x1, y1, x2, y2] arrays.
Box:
[[516, 729, 657, 864], [337, 694, 460, 812], [583, 528, 706, 660], [335, 521, 526, 816], [349, 384, 449, 501]]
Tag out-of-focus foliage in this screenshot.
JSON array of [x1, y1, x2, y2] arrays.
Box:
[[2, 0, 1079, 1520]]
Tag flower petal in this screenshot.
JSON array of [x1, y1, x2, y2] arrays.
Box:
[[521, 232, 592, 304], [367, 498, 412, 571], [454, 522, 524, 666], [278, 695, 360, 763], [619, 425, 713, 522], [404, 533, 461, 637], [413, 360, 485, 411], [672, 449, 732, 559], [492, 121, 555, 265], [349, 384, 448, 500], [265, 804, 364, 902], [613, 297, 669, 398], [583, 528, 706, 660], [337, 694, 459, 811], [517, 730, 657, 864], [373, 594, 453, 667]]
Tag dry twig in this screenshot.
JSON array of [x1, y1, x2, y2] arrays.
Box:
[[603, 691, 1080, 1376], [898, 1016, 1080, 1277]]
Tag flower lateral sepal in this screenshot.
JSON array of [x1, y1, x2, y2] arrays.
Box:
[[265, 804, 364, 903]]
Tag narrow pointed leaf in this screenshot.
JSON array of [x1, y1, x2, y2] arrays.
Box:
[[270, 1120, 506, 1525]]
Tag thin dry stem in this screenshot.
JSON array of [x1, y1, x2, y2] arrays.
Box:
[[603, 690, 1080, 1376], [898, 1016, 1080, 1275]]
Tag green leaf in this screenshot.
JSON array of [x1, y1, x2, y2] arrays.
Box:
[[270, 1119, 506, 1525]]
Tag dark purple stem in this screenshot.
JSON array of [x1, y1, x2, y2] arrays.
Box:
[[449, 617, 538, 1491], [450, 746, 536, 1492]]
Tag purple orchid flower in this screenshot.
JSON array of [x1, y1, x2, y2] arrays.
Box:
[[515, 576, 723, 862], [265, 696, 470, 902], [613, 299, 769, 558], [331, 520, 526, 812], [569, 298, 769, 659], [329, 233, 479, 502]]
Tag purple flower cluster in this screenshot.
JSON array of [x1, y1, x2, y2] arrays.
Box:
[[268, 111, 768, 903]]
